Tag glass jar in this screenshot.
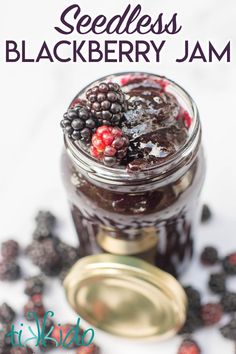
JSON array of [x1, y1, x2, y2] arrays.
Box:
[[61, 72, 206, 277]]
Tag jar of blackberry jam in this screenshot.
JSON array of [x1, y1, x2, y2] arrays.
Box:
[[61, 72, 206, 277]]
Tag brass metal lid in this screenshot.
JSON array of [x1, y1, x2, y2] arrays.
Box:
[[63, 254, 187, 341]]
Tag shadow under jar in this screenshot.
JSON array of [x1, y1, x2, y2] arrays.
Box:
[[61, 72, 206, 277]]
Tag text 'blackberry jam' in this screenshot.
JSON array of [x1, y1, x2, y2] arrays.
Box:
[[61, 72, 206, 276]]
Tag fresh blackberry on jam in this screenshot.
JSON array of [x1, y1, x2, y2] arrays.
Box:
[[177, 338, 201, 354], [24, 275, 45, 296], [86, 82, 127, 126], [201, 204, 212, 223], [26, 239, 62, 276], [76, 344, 100, 354], [200, 246, 219, 266], [90, 126, 129, 167], [220, 318, 236, 341], [221, 292, 236, 312], [24, 294, 45, 321], [56, 241, 79, 268], [61, 105, 98, 144], [223, 252, 236, 275], [201, 303, 223, 326], [0, 303, 15, 324], [209, 273, 226, 294], [1, 240, 19, 259], [0, 260, 21, 281]]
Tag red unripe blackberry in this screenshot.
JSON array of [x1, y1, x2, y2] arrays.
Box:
[[223, 252, 236, 275], [201, 303, 223, 326], [177, 339, 201, 354], [24, 294, 45, 321], [86, 82, 127, 126], [90, 126, 129, 167]]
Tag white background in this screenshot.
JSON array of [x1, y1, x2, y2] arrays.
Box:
[[0, 0, 236, 353]]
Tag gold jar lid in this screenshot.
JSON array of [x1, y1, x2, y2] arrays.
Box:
[[64, 254, 187, 341]]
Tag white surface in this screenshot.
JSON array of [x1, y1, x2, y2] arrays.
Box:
[[0, 0, 236, 353]]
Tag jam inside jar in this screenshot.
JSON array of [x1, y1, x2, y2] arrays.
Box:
[[61, 72, 206, 277]]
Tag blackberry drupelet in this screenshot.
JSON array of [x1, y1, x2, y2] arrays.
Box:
[[61, 105, 98, 144], [208, 273, 226, 294], [26, 239, 62, 276], [200, 246, 218, 266], [86, 82, 127, 126], [220, 318, 236, 341], [221, 292, 236, 312], [24, 275, 45, 296], [0, 260, 21, 281], [177, 339, 201, 354], [201, 303, 223, 326], [0, 303, 15, 324], [1, 240, 19, 259], [223, 252, 236, 275]]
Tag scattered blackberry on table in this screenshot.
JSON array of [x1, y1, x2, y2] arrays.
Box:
[[177, 338, 201, 354], [208, 272, 226, 294], [35, 210, 56, 228], [201, 204, 212, 223], [0, 303, 15, 324], [86, 82, 127, 126], [221, 292, 236, 312], [0, 260, 21, 281], [184, 286, 201, 310], [179, 309, 203, 335], [1, 240, 19, 260], [24, 275, 45, 296], [56, 241, 79, 268], [76, 344, 100, 354], [52, 323, 81, 349], [223, 252, 236, 275], [23, 294, 45, 321], [10, 347, 34, 354], [26, 239, 62, 276], [200, 246, 218, 266], [201, 303, 223, 326], [90, 125, 129, 166], [61, 105, 98, 144], [220, 318, 236, 341], [33, 210, 56, 240]]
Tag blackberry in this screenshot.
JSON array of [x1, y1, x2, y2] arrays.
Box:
[[26, 239, 62, 276], [1, 240, 19, 259], [201, 204, 212, 223], [24, 275, 45, 296], [0, 260, 21, 281], [220, 318, 236, 341], [221, 292, 236, 313], [0, 303, 15, 324], [177, 339, 201, 354], [179, 309, 203, 335], [200, 246, 218, 266], [61, 105, 98, 144], [0, 323, 12, 354], [52, 323, 79, 349], [24, 294, 45, 321], [76, 344, 100, 354], [10, 348, 33, 354], [209, 273, 226, 294], [35, 210, 56, 228], [86, 82, 127, 126], [201, 303, 223, 326], [184, 286, 201, 310], [223, 252, 236, 275], [56, 241, 79, 268]]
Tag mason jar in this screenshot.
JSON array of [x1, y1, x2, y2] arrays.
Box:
[[61, 72, 206, 277]]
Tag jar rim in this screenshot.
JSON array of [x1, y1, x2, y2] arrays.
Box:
[[65, 71, 201, 184]]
